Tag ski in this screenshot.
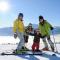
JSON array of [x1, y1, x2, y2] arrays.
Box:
[[1, 50, 43, 55], [42, 50, 57, 56], [1, 52, 43, 55], [1, 53, 42, 55], [52, 54, 56, 56], [1, 50, 59, 56], [52, 51, 60, 56]]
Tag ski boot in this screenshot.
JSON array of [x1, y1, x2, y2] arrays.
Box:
[[51, 46, 54, 52], [24, 47, 29, 51], [13, 49, 23, 54], [42, 47, 49, 51], [13, 46, 26, 54], [51, 46, 56, 56], [35, 49, 42, 52], [32, 49, 42, 55]]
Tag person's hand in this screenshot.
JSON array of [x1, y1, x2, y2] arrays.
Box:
[[29, 31, 32, 33], [41, 35, 46, 38], [26, 31, 29, 33], [50, 27, 54, 30], [14, 33, 17, 39]]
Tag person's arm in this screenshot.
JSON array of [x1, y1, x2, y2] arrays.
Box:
[[25, 27, 31, 34], [13, 20, 17, 33], [13, 20, 17, 39], [46, 20, 54, 30], [28, 32, 35, 36], [24, 27, 28, 33]]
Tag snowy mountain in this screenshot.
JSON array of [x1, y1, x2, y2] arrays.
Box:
[[0, 24, 60, 36], [0, 35, 60, 60], [0, 27, 13, 36], [53, 26, 60, 35]]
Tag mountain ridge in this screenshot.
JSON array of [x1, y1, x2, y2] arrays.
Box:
[[0, 24, 60, 36]]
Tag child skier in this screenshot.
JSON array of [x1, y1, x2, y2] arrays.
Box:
[[38, 16, 54, 52], [24, 23, 33, 50], [29, 29, 45, 52], [13, 13, 25, 53]]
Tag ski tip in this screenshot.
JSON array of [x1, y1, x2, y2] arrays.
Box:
[[52, 54, 56, 56], [1, 53, 5, 55]]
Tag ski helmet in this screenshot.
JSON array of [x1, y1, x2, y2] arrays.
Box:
[[18, 13, 23, 17], [39, 16, 44, 19], [28, 23, 32, 27]]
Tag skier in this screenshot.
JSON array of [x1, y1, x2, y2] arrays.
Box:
[[24, 23, 33, 50], [13, 13, 25, 53], [38, 16, 54, 52], [28, 29, 45, 52]]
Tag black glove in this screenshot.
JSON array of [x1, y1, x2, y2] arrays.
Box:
[[41, 35, 46, 38], [50, 27, 54, 30], [14, 33, 17, 39]]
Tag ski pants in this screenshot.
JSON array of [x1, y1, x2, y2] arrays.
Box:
[[16, 31, 25, 50], [42, 36, 54, 49], [32, 42, 39, 51], [24, 35, 29, 43]]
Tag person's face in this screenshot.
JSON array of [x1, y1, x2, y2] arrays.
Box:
[[39, 19, 43, 23], [29, 26, 32, 29], [36, 31, 40, 35], [18, 16, 23, 20]]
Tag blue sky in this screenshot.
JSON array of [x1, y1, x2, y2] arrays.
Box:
[[0, 0, 60, 28]]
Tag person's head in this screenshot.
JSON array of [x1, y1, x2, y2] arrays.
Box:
[[39, 16, 44, 23], [18, 13, 23, 20], [28, 23, 33, 31], [35, 29, 40, 35], [28, 23, 32, 29]]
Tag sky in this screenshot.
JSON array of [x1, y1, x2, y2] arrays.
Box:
[[0, 0, 60, 28]]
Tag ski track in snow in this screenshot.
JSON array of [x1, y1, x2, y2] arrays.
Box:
[[0, 35, 60, 60]]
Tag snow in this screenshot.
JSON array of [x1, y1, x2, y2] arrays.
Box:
[[0, 35, 60, 60]]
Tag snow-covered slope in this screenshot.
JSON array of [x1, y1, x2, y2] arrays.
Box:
[[0, 35, 60, 60], [0, 26, 60, 60]]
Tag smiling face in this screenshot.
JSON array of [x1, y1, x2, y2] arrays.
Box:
[[29, 26, 32, 29], [34, 29, 40, 35], [36, 30, 40, 35], [18, 16, 23, 20], [39, 16, 44, 23], [39, 19, 44, 23], [28, 26, 32, 31]]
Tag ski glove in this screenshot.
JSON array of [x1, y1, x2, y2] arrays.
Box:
[[41, 35, 46, 38], [14, 33, 17, 39], [50, 27, 54, 30]]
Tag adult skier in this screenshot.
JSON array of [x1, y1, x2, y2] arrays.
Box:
[[13, 13, 25, 53], [38, 16, 54, 52]]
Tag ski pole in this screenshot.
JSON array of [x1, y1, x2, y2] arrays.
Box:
[[52, 30, 58, 53]]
